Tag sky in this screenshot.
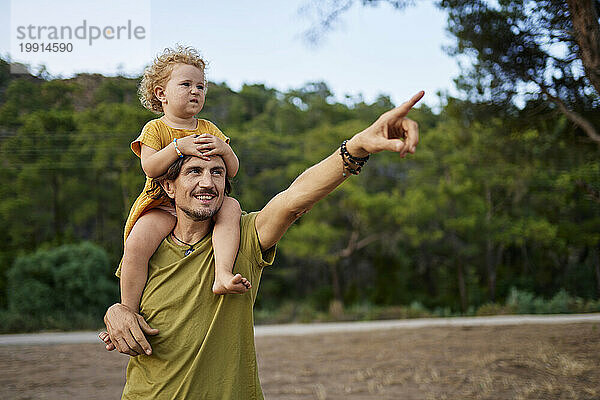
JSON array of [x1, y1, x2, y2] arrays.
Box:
[[0, 0, 460, 109]]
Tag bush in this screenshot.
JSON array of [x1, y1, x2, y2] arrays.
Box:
[[475, 302, 514, 316], [254, 289, 600, 327], [506, 287, 536, 314], [505, 287, 600, 315], [546, 289, 572, 314], [3, 242, 118, 332]]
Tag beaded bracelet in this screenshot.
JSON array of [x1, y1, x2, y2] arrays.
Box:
[[341, 140, 369, 163], [173, 138, 183, 158], [341, 156, 361, 176], [340, 139, 369, 177]]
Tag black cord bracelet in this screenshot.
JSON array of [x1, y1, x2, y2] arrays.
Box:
[[340, 140, 369, 177], [341, 140, 370, 163]]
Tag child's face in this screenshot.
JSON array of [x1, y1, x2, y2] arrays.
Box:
[[156, 63, 206, 118]]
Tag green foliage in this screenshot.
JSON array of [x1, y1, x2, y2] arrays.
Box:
[[440, 0, 591, 100], [254, 300, 433, 325], [475, 302, 512, 316], [438, 0, 600, 147], [1, 242, 117, 332], [0, 56, 598, 332], [505, 287, 600, 315]]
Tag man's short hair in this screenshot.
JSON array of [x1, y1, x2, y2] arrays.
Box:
[[146, 156, 232, 205]]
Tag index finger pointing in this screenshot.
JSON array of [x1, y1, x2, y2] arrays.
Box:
[[404, 90, 425, 109], [394, 91, 425, 116]]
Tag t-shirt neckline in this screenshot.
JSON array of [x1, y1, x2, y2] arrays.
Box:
[[159, 118, 199, 131], [166, 230, 212, 254]]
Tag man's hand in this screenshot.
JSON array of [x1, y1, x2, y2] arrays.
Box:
[[103, 303, 159, 357], [346, 91, 424, 158]]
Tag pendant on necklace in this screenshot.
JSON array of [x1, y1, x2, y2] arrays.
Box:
[[185, 247, 195, 256]]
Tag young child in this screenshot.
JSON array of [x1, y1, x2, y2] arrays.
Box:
[[100, 46, 250, 349]]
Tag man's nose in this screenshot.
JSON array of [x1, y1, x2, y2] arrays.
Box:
[[196, 171, 215, 188]]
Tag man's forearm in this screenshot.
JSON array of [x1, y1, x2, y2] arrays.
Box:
[[285, 152, 348, 214], [284, 135, 366, 213], [255, 91, 423, 251], [255, 135, 364, 250]]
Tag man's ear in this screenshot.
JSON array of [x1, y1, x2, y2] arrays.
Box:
[[154, 86, 167, 103], [161, 179, 176, 200]]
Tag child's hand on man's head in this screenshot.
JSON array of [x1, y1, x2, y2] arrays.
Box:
[[177, 134, 212, 160], [191, 134, 232, 158]]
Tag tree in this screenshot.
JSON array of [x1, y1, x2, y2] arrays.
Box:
[[302, 1, 600, 144], [567, 0, 600, 99], [440, 0, 600, 144], [301, 0, 415, 44]]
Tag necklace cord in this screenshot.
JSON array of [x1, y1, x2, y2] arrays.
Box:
[[170, 230, 211, 256]]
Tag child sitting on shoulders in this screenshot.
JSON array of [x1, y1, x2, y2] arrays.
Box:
[[100, 45, 249, 349]]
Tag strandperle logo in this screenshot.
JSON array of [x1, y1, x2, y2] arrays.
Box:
[[15, 19, 146, 46]]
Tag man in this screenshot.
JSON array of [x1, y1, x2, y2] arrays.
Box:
[[104, 91, 424, 399]]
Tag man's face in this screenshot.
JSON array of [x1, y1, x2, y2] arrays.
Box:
[[168, 156, 226, 221]]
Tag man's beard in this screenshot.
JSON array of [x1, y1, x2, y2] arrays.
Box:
[[179, 204, 218, 221]]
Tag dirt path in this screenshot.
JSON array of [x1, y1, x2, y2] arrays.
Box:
[[1, 320, 599, 399], [2, 313, 599, 345]]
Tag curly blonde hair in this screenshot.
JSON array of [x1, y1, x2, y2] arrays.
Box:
[[138, 45, 208, 114]]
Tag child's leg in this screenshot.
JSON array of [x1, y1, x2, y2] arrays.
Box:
[[99, 209, 175, 351], [121, 209, 176, 310], [212, 196, 250, 295]]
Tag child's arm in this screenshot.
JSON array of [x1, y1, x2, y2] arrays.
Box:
[[140, 134, 220, 178], [140, 133, 240, 178], [191, 134, 239, 177]]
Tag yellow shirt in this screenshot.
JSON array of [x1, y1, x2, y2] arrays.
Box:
[[123, 118, 229, 241], [121, 212, 276, 400]]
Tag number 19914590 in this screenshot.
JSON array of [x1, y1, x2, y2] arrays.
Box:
[[19, 42, 73, 52]]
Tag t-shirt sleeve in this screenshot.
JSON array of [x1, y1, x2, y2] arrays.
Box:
[[131, 120, 163, 158], [202, 119, 230, 144], [240, 212, 276, 268]]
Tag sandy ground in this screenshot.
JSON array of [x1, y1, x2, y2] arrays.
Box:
[[1, 323, 599, 399]]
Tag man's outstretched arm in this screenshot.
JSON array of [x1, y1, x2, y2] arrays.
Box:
[[255, 91, 424, 251]]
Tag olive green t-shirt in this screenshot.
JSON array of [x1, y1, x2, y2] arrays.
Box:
[[121, 212, 276, 400]]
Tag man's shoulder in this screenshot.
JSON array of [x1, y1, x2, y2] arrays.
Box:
[[239, 211, 276, 268], [240, 211, 259, 234], [238, 212, 255, 258]]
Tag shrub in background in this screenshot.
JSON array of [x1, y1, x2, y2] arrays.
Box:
[[504, 287, 600, 315], [2, 242, 118, 332]]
